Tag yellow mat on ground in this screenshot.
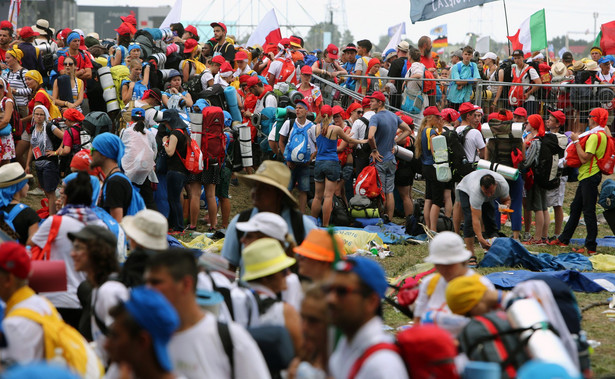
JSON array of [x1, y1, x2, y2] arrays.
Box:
[[589, 254, 615, 271], [335, 229, 384, 254], [181, 234, 225, 254]]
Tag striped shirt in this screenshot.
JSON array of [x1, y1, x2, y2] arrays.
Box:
[[5, 68, 31, 107]]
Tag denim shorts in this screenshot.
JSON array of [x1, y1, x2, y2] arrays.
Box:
[[341, 164, 354, 182], [288, 163, 311, 192], [314, 160, 341, 182], [35, 159, 60, 193]]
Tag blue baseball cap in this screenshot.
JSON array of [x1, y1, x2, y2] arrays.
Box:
[[598, 57, 610, 65], [131, 107, 145, 118], [123, 287, 179, 372], [168, 69, 181, 79], [334, 257, 388, 299], [128, 43, 141, 52]]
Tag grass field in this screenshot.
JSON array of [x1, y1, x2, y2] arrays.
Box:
[[23, 173, 615, 375]]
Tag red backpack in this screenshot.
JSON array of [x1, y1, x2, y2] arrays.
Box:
[[354, 164, 383, 201], [275, 57, 297, 85], [508, 65, 531, 107], [423, 69, 436, 96], [566, 131, 615, 174], [176, 129, 204, 174], [201, 106, 227, 168]]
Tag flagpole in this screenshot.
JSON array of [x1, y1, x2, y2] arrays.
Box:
[[503, 0, 511, 54]]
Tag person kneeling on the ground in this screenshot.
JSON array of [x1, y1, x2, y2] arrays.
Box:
[[456, 170, 510, 251]]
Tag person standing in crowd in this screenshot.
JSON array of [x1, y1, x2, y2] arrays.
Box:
[[17, 26, 41, 72], [211, 21, 236, 63], [350, 97, 375, 175], [135, 88, 163, 128], [354, 39, 373, 94], [52, 55, 84, 113], [456, 102, 485, 163], [162, 69, 193, 110], [243, 76, 277, 118], [404, 47, 427, 123], [294, 229, 345, 282], [311, 103, 366, 226], [25, 70, 59, 125], [511, 49, 541, 116], [0, 21, 13, 66], [57, 31, 93, 82], [59, 108, 85, 175], [221, 160, 316, 271], [26, 105, 63, 215], [145, 249, 271, 379], [456, 170, 510, 252], [326, 256, 408, 379], [159, 109, 189, 232], [394, 113, 416, 219], [106, 286, 180, 379], [0, 163, 39, 245], [387, 41, 410, 109], [546, 110, 568, 240], [68, 225, 129, 370], [447, 46, 480, 111], [180, 39, 202, 82], [4, 47, 31, 168], [367, 91, 412, 222], [90, 133, 132, 223], [201, 55, 225, 91], [121, 59, 150, 105], [341, 43, 358, 91], [0, 77, 16, 166], [296, 65, 322, 113], [550, 108, 609, 254]]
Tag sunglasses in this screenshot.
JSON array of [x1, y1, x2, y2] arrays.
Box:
[[65, 62, 74, 67], [356, 110, 363, 114], [321, 284, 363, 297]]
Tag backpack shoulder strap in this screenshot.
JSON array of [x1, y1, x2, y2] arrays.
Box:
[[6, 203, 28, 223], [235, 209, 255, 242], [290, 209, 306, 244], [347, 342, 400, 379], [217, 321, 235, 379], [32, 215, 62, 261], [426, 273, 441, 297]]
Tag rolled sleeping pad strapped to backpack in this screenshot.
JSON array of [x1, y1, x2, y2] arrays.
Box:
[[98, 66, 120, 113], [288, 90, 304, 105], [224, 86, 243, 122], [149, 52, 167, 69], [507, 298, 580, 378], [481, 122, 524, 139], [393, 145, 414, 161], [196, 289, 224, 316], [158, 69, 174, 82], [189, 112, 203, 149], [238, 125, 253, 168], [476, 159, 519, 180]]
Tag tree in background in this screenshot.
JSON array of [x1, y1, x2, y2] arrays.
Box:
[[305, 22, 341, 51]]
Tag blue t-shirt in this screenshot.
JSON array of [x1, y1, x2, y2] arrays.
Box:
[[448, 61, 480, 104], [420, 128, 438, 165], [369, 110, 401, 162]]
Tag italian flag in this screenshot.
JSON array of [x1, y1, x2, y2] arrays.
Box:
[[593, 21, 615, 55], [507, 9, 547, 58]]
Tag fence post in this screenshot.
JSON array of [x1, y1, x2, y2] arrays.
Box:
[[475, 79, 483, 110]]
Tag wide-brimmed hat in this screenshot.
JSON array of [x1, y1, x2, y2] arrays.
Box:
[[242, 238, 296, 281], [0, 162, 33, 188], [121, 209, 168, 250], [294, 229, 345, 262], [585, 61, 600, 71], [32, 19, 53, 36], [237, 161, 297, 206], [550, 62, 567, 78], [424, 231, 472, 265]]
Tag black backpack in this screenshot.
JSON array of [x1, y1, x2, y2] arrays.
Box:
[[202, 84, 228, 109], [533, 133, 564, 190], [183, 72, 205, 100], [441, 127, 475, 182], [570, 70, 597, 105], [82, 111, 113, 139], [352, 116, 371, 161], [45, 122, 63, 151]]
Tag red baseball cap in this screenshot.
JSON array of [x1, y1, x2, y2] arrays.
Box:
[[210, 22, 227, 33], [513, 107, 527, 118], [0, 241, 31, 279], [185, 25, 198, 38], [423, 106, 441, 117], [332, 105, 345, 117], [396, 112, 414, 127], [441, 108, 460, 123], [19, 26, 39, 39], [115, 23, 133, 36], [300, 65, 312, 75], [211, 55, 226, 65], [246, 76, 260, 89], [183, 38, 198, 54], [239, 75, 251, 84], [343, 43, 357, 52], [235, 50, 248, 61], [0, 21, 13, 30], [320, 105, 333, 116], [295, 98, 309, 109], [459, 102, 478, 115], [548, 110, 566, 126], [347, 102, 362, 115], [361, 97, 371, 108], [367, 91, 386, 103], [120, 13, 137, 26], [219, 61, 233, 73], [326, 44, 339, 59]]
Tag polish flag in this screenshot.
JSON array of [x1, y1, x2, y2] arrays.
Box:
[[246, 9, 282, 48]]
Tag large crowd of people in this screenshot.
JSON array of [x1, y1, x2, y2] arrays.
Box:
[[0, 12, 609, 379]]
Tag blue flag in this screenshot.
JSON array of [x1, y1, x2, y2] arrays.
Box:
[[388, 23, 406, 37], [410, 0, 498, 23]]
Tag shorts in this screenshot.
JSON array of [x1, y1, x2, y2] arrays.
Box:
[[314, 160, 341, 182], [288, 163, 310, 192], [201, 163, 221, 185], [527, 185, 547, 211], [341, 164, 353, 183], [215, 165, 231, 199], [394, 159, 414, 187], [35, 159, 60, 193], [546, 176, 567, 208], [423, 164, 446, 208], [20, 130, 31, 142], [375, 160, 396, 194]]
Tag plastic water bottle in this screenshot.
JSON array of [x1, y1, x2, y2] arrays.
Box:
[[49, 347, 67, 367]]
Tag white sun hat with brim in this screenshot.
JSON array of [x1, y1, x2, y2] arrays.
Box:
[[242, 238, 296, 282], [121, 209, 168, 251], [0, 163, 33, 188], [425, 231, 472, 265]]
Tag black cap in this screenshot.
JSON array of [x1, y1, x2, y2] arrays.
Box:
[[67, 225, 117, 248], [343, 43, 357, 52], [562, 51, 573, 61], [512, 49, 524, 57]]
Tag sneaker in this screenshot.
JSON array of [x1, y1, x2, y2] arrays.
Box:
[[572, 247, 597, 255], [28, 187, 44, 195], [536, 238, 548, 246], [523, 232, 532, 241], [184, 225, 197, 232], [547, 236, 557, 242], [522, 238, 539, 246], [547, 239, 568, 247]]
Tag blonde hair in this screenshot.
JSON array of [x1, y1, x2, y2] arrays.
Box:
[[415, 116, 441, 158]]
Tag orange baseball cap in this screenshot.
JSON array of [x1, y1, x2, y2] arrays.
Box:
[[294, 229, 345, 262]]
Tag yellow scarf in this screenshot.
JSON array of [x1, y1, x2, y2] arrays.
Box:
[[5, 285, 36, 315]]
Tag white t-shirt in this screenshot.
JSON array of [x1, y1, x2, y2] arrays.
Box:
[[355, 56, 368, 74], [254, 92, 278, 114], [267, 60, 283, 79], [512, 64, 540, 101], [91, 281, 129, 363], [2, 293, 50, 363], [168, 313, 271, 379], [350, 110, 375, 146], [455, 125, 485, 163], [200, 69, 214, 90], [456, 170, 510, 210], [31, 215, 106, 309], [281, 273, 303, 311], [278, 118, 317, 154]]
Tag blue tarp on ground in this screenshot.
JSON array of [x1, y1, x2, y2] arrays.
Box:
[[479, 238, 594, 271], [570, 236, 615, 248], [326, 223, 412, 244], [486, 270, 615, 293]]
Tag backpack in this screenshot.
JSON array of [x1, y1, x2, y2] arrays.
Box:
[[110, 64, 131, 109], [349, 194, 383, 219], [348, 324, 460, 379], [458, 311, 531, 379], [45, 122, 63, 151], [303, 54, 318, 68], [285, 120, 314, 163], [533, 133, 564, 190], [2, 203, 28, 234], [175, 129, 204, 174], [441, 127, 475, 182], [271, 57, 297, 85], [201, 106, 227, 168], [599, 178, 615, 210], [566, 131, 614, 175], [183, 58, 206, 75], [183, 72, 205, 100], [31, 216, 62, 261], [329, 195, 351, 226], [423, 69, 436, 96], [508, 65, 531, 107], [1, 98, 21, 137], [202, 84, 228, 109], [354, 164, 383, 200], [485, 120, 524, 168], [7, 301, 104, 378], [570, 70, 597, 105], [82, 111, 113, 140], [102, 172, 146, 216]]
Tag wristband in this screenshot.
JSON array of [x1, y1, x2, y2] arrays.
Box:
[[573, 140, 579, 144]]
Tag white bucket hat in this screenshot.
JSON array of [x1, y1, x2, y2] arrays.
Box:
[[236, 212, 288, 242], [121, 209, 168, 250], [425, 231, 472, 265]]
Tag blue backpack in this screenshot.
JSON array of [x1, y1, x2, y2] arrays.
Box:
[[599, 179, 615, 210], [102, 172, 146, 216], [3, 203, 28, 232], [92, 206, 128, 261], [285, 120, 314, 163], [258, 107, 278, 154]]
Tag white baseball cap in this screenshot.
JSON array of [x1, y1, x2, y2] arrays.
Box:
[[480, 52, 497, 61], [236, 212, 288, 242], [425, 231, 472, 265]]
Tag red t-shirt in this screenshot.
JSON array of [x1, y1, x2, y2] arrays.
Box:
[[420, 56, 436, 70], [63, 126, 80, 148], [28, 89, 51, 115], [297, 84, 322, 113], [58, 50, 93, 72]]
